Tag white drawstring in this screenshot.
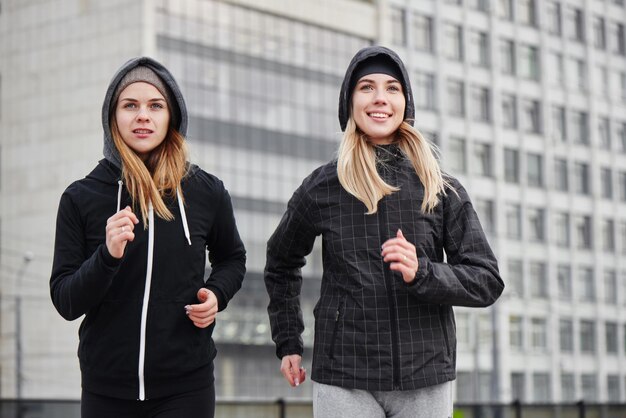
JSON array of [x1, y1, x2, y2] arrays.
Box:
[[177, 189, 192, 246], [117, 180, 123, 212]]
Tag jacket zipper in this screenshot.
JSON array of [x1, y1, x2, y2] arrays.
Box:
[[137, 202, 154, 400], [439, 306, 451, 356], [328, 296, 346, 360], [378, 197, 402, 390]]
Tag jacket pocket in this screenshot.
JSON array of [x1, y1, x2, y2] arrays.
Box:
[[439, 305, 451, 357], [328, 295, 346, 360]]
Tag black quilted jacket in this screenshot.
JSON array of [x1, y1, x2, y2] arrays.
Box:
[[265, 145, 503, 391]]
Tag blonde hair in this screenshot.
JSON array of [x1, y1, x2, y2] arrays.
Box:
[[337, 118, 449, 214], [111, 118, 188, 227]]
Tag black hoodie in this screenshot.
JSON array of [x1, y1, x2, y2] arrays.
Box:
[[50, 57, 246, 400]]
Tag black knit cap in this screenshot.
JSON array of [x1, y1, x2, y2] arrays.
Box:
[[348, 54, 404, 97]]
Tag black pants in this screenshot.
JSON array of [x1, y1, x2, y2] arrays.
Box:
[[81, 385, 215, 418]]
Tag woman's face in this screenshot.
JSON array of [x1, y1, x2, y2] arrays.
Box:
[[351, 73, 405, 145], [115, 82, 170, 161]]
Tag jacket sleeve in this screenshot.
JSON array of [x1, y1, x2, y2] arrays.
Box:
[[50, 190, 122, 321], [204, 185, 246, 312], [264, 185, 318, 359], [406, 178, 504, 307]]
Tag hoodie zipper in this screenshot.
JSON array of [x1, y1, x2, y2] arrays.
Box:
[[137, 202, 154, 400]]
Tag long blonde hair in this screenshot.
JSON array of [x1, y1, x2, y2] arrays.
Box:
[[111, 118, 188, 227], [337, 118, 448, 214]]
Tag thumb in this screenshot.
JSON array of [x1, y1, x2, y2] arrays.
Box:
[[397, 229, 403, 238], [197, 288, 210, 302]]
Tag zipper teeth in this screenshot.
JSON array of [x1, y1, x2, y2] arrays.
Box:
[[138, 202, 154, 401]]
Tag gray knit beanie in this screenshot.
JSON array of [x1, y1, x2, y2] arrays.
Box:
[[110, 66, 178, 126]]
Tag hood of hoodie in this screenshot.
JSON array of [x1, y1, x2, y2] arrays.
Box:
[[101, 56, 188, 169], [338, 46, 415, 132]]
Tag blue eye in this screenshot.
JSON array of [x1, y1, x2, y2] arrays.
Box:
[[150, 103, 164, 109]]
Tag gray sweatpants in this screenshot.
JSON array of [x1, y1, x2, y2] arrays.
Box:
[[312, 381, 453, 418]]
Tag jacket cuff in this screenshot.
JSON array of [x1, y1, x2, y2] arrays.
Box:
[[406, 256, 430, 287], [99, 244, 123, 269], [204, 285, 226, 312]]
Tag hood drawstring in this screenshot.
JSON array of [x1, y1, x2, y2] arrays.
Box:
[[117, 180, 123, 212], [177, 189, 192, 246]]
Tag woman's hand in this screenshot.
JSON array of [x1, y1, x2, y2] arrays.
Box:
[[105, 206, 139, 259], [280, 354, 306, 387], [381, 229, 418, 284], [185, 288, 218, 328]]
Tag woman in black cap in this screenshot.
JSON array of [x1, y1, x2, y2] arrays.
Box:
[[265, 46, 503, 417], [50, 57, 246, 417]]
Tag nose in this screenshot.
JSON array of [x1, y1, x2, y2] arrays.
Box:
[[373, 89, 388, 104], [136, 106, 150, 122]]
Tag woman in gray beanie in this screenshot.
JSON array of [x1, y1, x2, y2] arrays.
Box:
[[50, 57, 246, 417], [264, 45, 503, 417]]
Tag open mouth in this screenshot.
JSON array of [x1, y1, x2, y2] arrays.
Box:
[[368, 112, 391, 119], [133, 129, 153, 134]]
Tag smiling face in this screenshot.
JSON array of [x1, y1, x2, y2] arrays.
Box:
[[351, 73, 405, 145], [114, 82, 170, 161]]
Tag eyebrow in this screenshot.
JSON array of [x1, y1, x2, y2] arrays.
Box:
[[119, 97, 167, 102], [356, 78, 401, 85]]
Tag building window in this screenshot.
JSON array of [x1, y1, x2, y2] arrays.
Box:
[[580, 320, 596, 353], [617, 122, 626, 152], [595, 66, 609, 96], [593, 16, 607, 49], [578, 267, 595, 301], [473, 142, 492, 177], [573, 162, 590, 195], [546, 1, 562, 35], [554, 212, 570, 247], [502, 93, 517, 129], [569, 58, 587, 91], [413, 13, 434, 52], [472, 86, 491, 122], [533, 373, 551, 402], [576, 216, 593, 249], [559, 318, 574, 352], [527, 208, 545, 242], [522, 99, 541, 134], [600, 167, 613, 199], [508, 259, 524, 296], [529, 262, 547, 296], [607, 375, 621, 402], [531, 318, 547, 350], [456, 312, 471, 347], [557, 265, 572, 299], [598, 117, 611, 150], [506, 203, 522, 240], [510, 316, 524, 348], [469, 0, 489, 12], [498, 0, 514, 21], [511, 373, 526, 402], [527, 153, 543, 187], [548, 52, 565, 87], [561, 374, 576, 402], [414, 71, 436, 110], [610, 22, 626, 55], [519, 0, 537, 26], [602, 218, 615, 251], [519, 45, 540, 81], [581, 374, 598, 401], [605, 270, 618, 304], [554, 158, 569, 191], [391, 7, 407, 46], [500, 39, 516, 75], [504, 148, 520, 183], [469, 30, 490, 67], [621, 222, 626, 255], [551, 106, 567, 142], [447, 80, 465, 117], [566, 7, 585, 42], [619, 171, 626, 201], [448, 136, 467, 173], [445, 23, 464, 61], [475, 199, 495, 235], [606, 322, 618, 354]]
